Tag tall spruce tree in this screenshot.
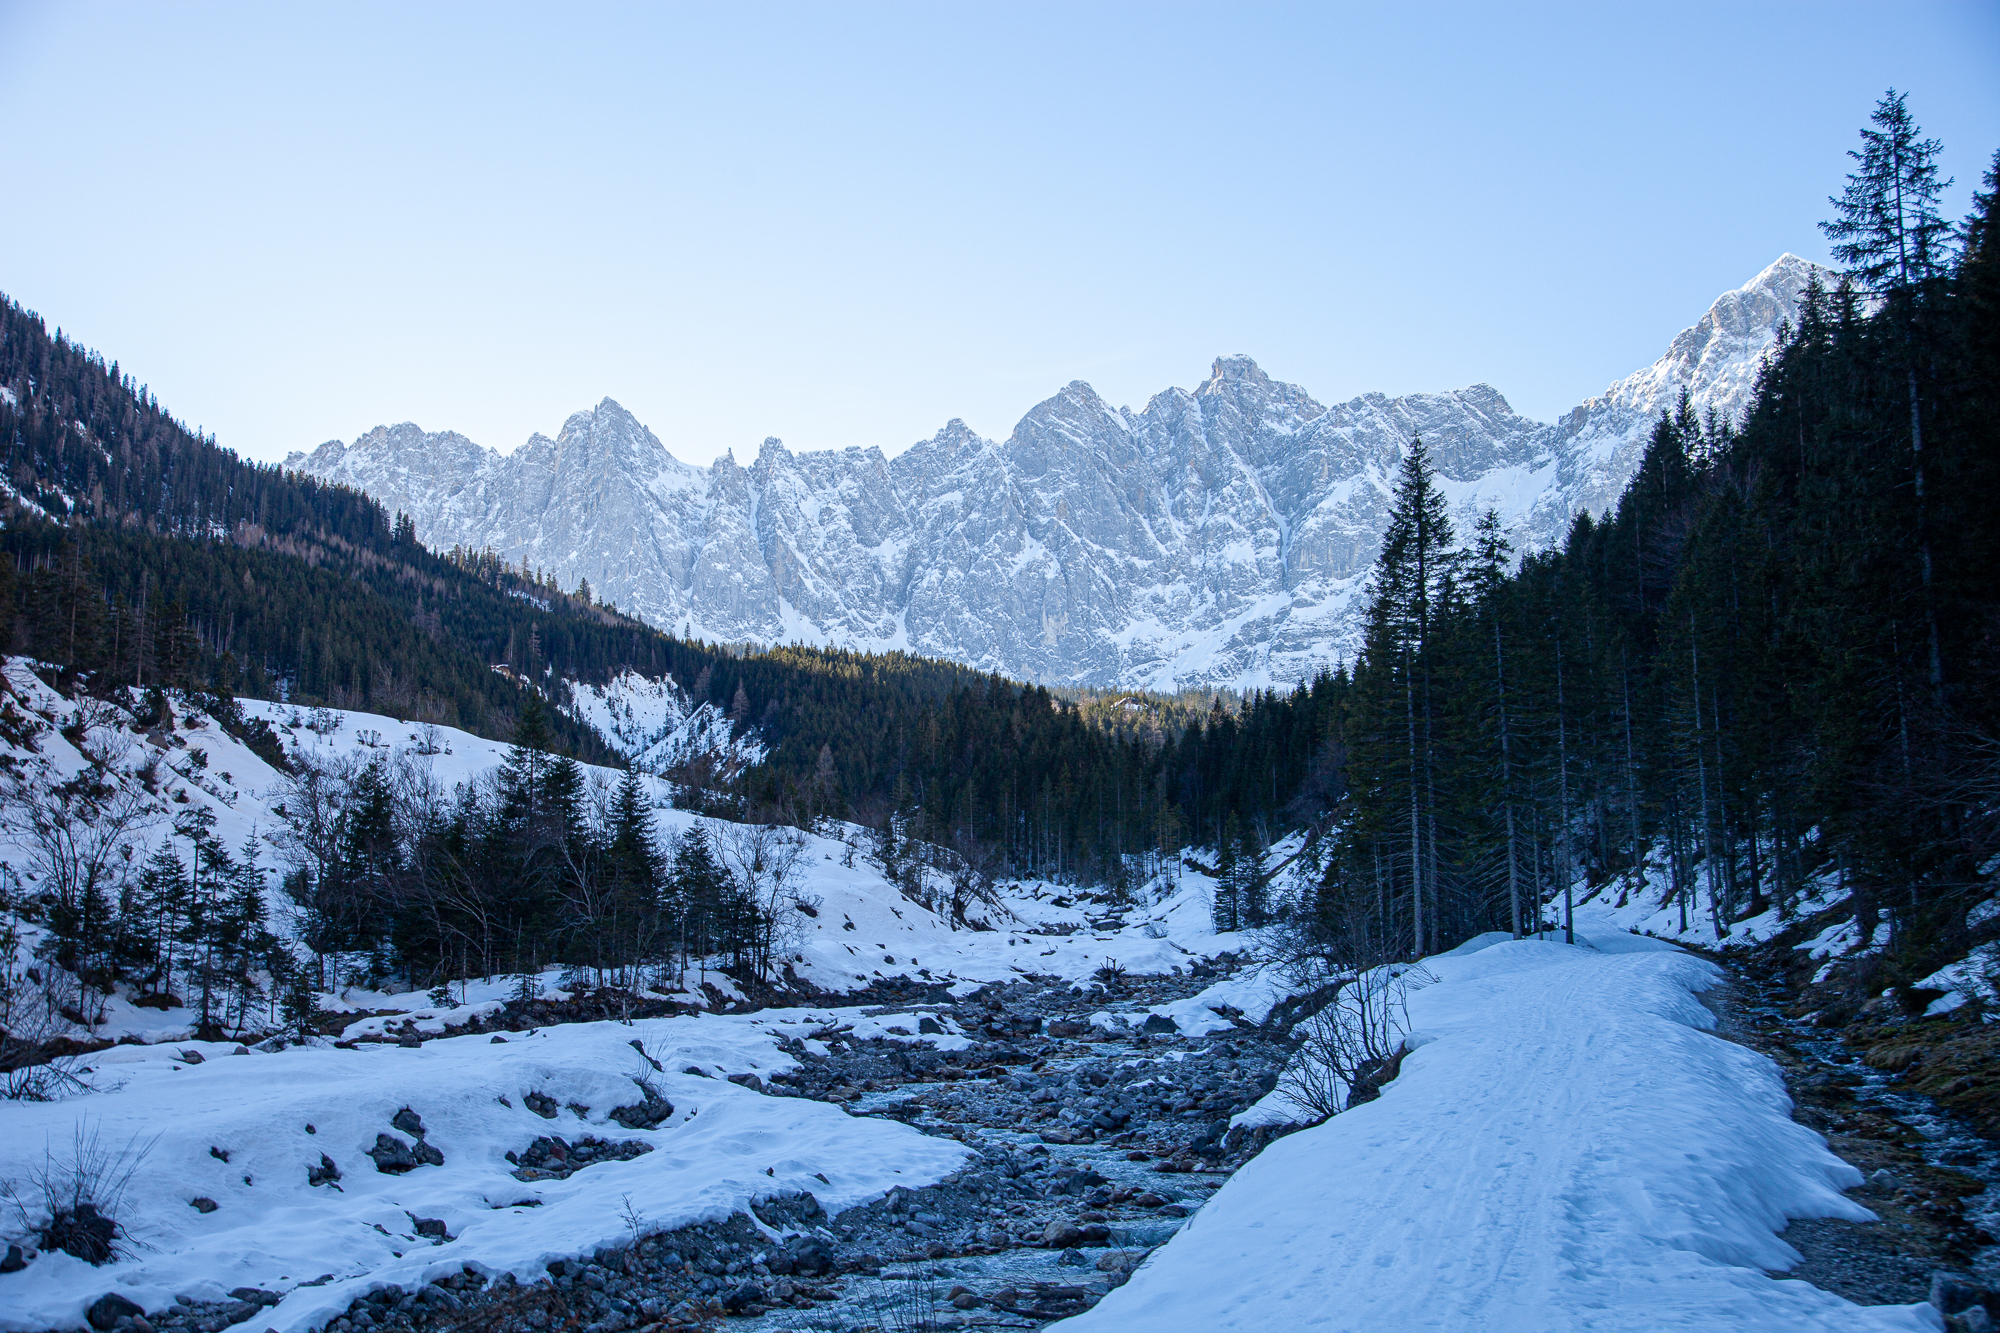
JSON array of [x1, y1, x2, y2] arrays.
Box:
[[1363, 437, 1454, 956], [1822, 89, 1955, 696]]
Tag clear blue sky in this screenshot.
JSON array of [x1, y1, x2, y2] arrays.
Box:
[[2, 1, 1995, 466]]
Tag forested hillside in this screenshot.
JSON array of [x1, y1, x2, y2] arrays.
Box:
[[0, 305, 1227, 882], [0, 303, 1193, 859], [1231, 104, 2000, 985], [746, 105, 1999, 948]]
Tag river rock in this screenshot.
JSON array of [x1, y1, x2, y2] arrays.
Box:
[[87, 1294, 144, 1331]]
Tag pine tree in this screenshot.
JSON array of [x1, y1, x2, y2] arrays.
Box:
[[137, 844, 190, 999], [219, 843, 271, 1031], [607, 769, 664, 898], [666, 825, 732, 973], [172, 806, 235, 1036], [1469, 510, 1523, 936], [1822, 90, 1955, 292], [1364, 437, 1454, 955], [276, 948, 328, 1041], [1212, 832, 1241, 933], [1821, 89, 1955, 696], [335, 758, 400, 942]]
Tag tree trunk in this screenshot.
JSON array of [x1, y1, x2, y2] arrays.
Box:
[[1497, 612, 1519, 937]]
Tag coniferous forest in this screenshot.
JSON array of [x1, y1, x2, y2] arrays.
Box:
[[0, 98, 1995, 1000]]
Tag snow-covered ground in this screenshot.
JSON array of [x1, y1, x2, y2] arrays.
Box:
[[0, 666, 1255, 1328], [1065, 930, 1938, 1332], [0, 1010, 967, 1333], [0, 659, 1239, 1049], [5, 666, 1935, 1330]]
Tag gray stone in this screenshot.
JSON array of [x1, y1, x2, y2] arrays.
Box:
[[88, 1294, 145, 1331], [1042, 1221, 1085, 1248], [1934, 1273, 1985, 1317], [608, 1091, 673, 1130], [789, 1237, 837, 1277], [390, 1107, 425, 1137], [367, 1134, 420, 1173]]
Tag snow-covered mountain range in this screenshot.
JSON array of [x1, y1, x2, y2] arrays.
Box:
[[290, 255, 1829, 691]]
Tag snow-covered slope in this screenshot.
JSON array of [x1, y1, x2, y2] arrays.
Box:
[[0, 667, 1249, 1329], [0, 1015, 965, 1333], [1065, 931, 1934, 1333], [561, 669, 761, 775], [291, 257, 1830, 690], [0, 660, 1235, 1046]]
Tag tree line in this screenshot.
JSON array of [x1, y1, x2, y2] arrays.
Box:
[[1269, 95, 2000, 977], [11, 685, 816, 1050], [272, 694, 812, 999]]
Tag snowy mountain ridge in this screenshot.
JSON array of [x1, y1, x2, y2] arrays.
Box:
[[290, 255, 1831, 691]]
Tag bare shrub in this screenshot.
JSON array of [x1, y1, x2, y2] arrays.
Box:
[[65, 699, 135, 773], [1276, 963, 1427, 1124], [1263, 891, 1430, 1125], [3, 1119, 156, 1264], [715, 823, 809, 979], [0, 946, 92, 1102], [865, 1269, 948, 1333]]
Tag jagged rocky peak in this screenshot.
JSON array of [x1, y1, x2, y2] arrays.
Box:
[[1454, 383, 1520, 417], [1209, 353, 1267, 383], [296, 254, 1833, 692]]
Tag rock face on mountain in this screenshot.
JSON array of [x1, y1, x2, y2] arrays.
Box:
[[289, 255, 1829, 691]]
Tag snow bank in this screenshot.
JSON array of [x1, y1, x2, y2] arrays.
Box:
[[1145, 965, 1290, 1038], [778, 849, 1230, 996], [1063, 937, 1934, 1332], [1560, 850, 1853, 954], [0, 1012, 968, 1333], [0, 673, 1260, 1325], [1918, 944, 2000, 1017]]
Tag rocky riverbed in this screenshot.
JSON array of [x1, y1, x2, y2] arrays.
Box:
[[92, 931, 2000, 1333], [87, 950, 1290, 1333], [718, 965, 1291, 1331], [1709, 951, 2000, 1326]]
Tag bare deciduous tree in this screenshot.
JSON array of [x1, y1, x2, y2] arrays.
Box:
[[715, 822, 809, 980]]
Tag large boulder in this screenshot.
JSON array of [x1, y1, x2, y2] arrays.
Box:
[[85, 1294, 143, 1331], [367, 1134, 419, 1173]]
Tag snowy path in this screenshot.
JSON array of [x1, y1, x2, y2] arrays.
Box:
[[1059, 938, 1938, 1332]]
